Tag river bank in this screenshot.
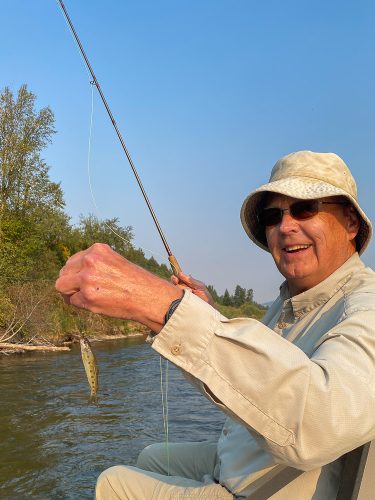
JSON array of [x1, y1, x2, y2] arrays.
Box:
[[0, 328, 148, 355]]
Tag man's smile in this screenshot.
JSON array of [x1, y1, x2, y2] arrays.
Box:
[[282, 244, 312, 253]]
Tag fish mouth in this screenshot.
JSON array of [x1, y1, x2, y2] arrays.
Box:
[[79, 337, 91, 348], [283, 244, 312, 253]]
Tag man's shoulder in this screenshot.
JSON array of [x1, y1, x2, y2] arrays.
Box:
[[343, 265, 375, 314]]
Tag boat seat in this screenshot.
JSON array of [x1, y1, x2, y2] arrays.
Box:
[[244, 441, 375, 500]]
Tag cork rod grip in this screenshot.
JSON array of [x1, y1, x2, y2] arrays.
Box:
[[168, 255, 182, 276]]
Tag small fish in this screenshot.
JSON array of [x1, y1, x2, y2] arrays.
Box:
[[79, 337, 99, 402]]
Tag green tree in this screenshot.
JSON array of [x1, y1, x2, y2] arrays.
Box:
[[75, 214, 133, 255], [233, 284, 246, 307], [0, 84, 174, 344], [222, 289, 232, 306], [246, 288, 254, 303], [207, 284, 220, 303], [70, 214, 171, 279], [0, 85, 62, 215], [0, 210, 70, 282], [0, 85, 68, 282]]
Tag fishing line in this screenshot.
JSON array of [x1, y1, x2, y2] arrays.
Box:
[[86, 83, 167, 262], [58, 0, 169, 262], [159, 356, 170, 475], [58, 0, 174, 464], [85, 49, 171, 469], [56, 0, 182, 276]]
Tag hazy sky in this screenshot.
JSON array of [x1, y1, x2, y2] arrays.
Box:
[[1, 1, 375, 303]]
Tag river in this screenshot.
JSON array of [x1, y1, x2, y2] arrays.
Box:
[[0, 337, 225, 499]]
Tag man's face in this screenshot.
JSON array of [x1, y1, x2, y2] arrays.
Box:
[[264, 194, 359, 295]]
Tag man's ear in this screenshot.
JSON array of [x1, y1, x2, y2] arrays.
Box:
[[344, 204, 360, 238]]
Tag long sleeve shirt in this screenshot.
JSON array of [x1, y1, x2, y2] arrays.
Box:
[[152, 253, 375, 498]]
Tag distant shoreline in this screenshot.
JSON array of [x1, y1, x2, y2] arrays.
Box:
[[0, 331, 148, 355], [64, 331, 147, 344]]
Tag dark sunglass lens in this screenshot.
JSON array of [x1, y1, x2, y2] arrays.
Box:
[[291, 201, 319, 220], [259, 207, 282, 226]]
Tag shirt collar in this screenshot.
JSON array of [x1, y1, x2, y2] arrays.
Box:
[[279, 253, 364, 318]]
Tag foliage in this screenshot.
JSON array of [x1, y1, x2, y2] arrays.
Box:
[[0, 85, 61, 215], [0, 209, 71, 282], [0, 85, 71, 283], [0, 84, 265, 345], [0, 85, 172, 344], [207, 283, 267, 319], [216, 302, 266, 320], [0, 282, 51, 343], [124, 247, 171, 279], [0, 289, 14, 329], [207, 283, 263, 308], [72, 214, 133, 255]]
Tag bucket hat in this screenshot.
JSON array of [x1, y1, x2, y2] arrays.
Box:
[[240, 150, 372, 255]]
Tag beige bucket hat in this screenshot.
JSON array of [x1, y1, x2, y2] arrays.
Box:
[[240, 150, 372, 255]]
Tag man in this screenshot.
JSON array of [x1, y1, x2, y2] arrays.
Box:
[[56, 151, 375, 499]]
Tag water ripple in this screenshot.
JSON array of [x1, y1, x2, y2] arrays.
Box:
[[0, 338, 225, 499]]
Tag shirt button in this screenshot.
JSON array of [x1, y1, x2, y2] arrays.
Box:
[[171, 345, 181, 355], [277, 321, 286, 329]]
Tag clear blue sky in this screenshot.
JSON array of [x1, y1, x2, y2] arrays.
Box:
[[1, 1, 375, 303]]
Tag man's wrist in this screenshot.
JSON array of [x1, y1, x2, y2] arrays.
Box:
[[164, 290, 185, 324]]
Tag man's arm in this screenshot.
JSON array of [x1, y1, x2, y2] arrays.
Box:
[[55, 243, 183, 333], [152, 290, 375, 471], [56, 243, 375, 471]]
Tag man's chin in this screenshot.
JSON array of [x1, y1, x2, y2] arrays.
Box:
[[279, 263, 310, 279]]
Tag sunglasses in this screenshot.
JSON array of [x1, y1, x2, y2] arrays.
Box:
[[258, 200, 348, 227]]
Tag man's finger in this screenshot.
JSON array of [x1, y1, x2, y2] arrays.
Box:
[[171, 275, 179, 285], [59, 250, 87, 276], [177, 272, 193, 285], [69, 291, 89, 310], [55, 274, 81, 295]]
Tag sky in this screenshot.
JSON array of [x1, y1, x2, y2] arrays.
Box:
[[1, 0, 375, 303]]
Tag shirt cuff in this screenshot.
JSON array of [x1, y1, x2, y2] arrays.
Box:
[[152, 290, 221, 371]]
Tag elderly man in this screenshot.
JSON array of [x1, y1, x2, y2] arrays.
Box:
[[56, 151, 375, 499]]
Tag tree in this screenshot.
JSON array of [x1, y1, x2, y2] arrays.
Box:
[[0, 85, 62, 215], [222, 289, 232, 306], [0, 85, 69, 282], [233, 284, 246, 307], [207, 284, 220, 304], [75, 214, 133, 255], [246, 288, 254, 303], [0, 84, 175, 343]]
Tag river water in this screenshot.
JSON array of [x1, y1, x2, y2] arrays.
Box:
[[0, 337, 225, 499]]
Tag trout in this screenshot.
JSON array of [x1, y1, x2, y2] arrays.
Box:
[[79, 337, 99, 402]]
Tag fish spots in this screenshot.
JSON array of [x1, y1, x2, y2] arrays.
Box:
[[79, 336, 99, 401]]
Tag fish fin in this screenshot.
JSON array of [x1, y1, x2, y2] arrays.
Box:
[[88, 394, 99, 405]]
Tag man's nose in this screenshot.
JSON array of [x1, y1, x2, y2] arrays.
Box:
[[278, 210, 299, 232]]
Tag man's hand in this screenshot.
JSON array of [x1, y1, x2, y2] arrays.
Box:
[[171, 271, 215, 307], [55, 243, 183, 333]]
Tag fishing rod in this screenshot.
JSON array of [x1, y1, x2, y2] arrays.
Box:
[[57, 0, 182, 276]]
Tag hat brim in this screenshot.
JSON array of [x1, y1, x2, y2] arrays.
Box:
[[240, 176, 372, 255]]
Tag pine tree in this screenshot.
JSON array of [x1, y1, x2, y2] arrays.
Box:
[[222, 289, 232, 306]]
